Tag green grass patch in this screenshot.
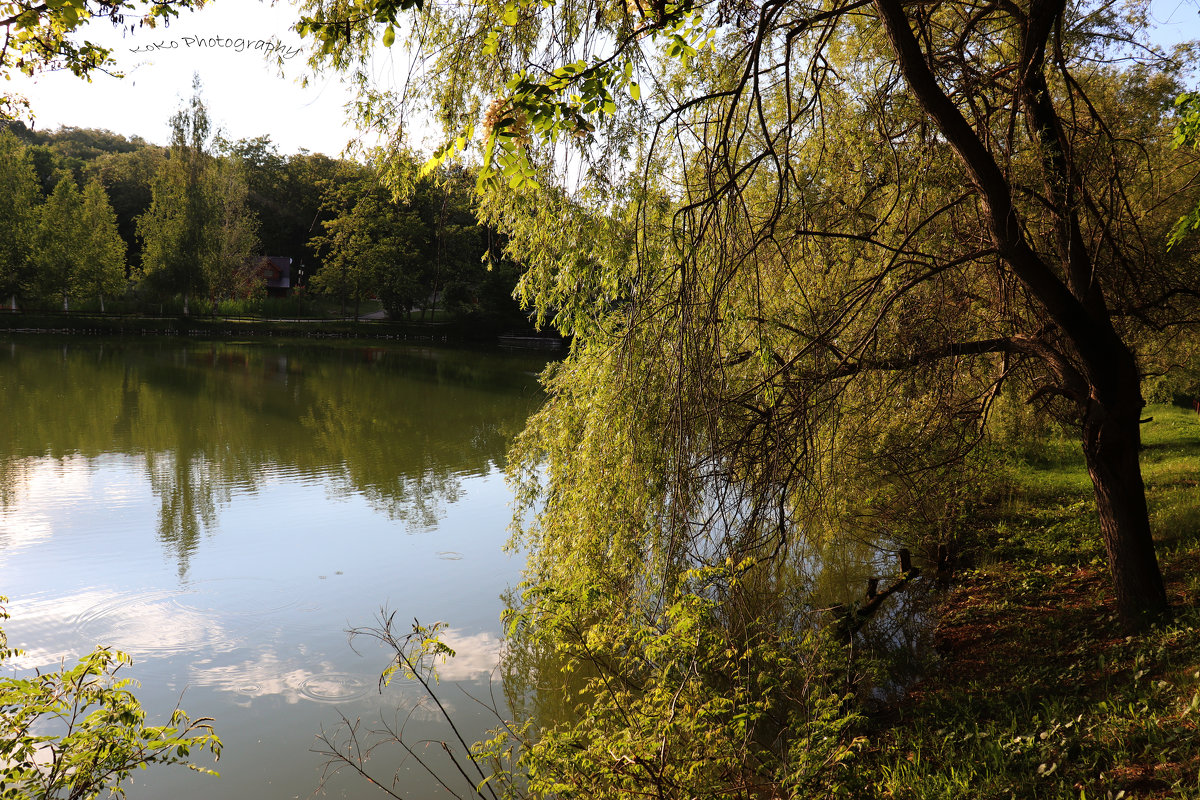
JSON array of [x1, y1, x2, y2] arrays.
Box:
[[855, 406, 1200, 799]]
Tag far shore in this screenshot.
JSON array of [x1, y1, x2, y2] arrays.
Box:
[[0, 311, 565, 349]]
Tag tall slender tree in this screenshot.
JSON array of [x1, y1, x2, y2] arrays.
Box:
[[76, 177, 127, 311], [34, 175, 87, 311], [139, 76, 258, 313], [0, 128, 41, 309]]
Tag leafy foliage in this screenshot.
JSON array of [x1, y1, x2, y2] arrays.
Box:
[[0, 597, 222, 800], [1170, 92, 1200, 249], [486, 565, 863, 800], [316, 565, 863, 800], [0, 128, 40, 303]]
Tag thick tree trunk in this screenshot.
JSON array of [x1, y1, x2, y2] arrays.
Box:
[[1082, 389, 1169, 630], [873, 0, 1170, 630]]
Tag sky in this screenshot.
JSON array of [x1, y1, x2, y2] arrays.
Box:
[[9, 0, 1200, 158], [10, 0, 397, 157]]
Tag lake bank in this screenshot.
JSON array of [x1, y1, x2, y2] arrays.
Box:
[[0, 311, 566, 349], [855, 405, 1200, 799]]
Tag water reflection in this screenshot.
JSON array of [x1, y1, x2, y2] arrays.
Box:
[[0, 337, 544, 800], [0, 338, 544, 574]]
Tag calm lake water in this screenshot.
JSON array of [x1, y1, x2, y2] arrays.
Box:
[[0, 336, 548, 799]]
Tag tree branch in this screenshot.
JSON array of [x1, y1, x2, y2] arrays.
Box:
[[871, 0, 1117, 378]]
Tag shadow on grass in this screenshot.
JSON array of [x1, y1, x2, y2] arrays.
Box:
[[857, 406, 1200, 799]]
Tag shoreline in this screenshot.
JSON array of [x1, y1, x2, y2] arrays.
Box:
[[0, 312, 566, 348]]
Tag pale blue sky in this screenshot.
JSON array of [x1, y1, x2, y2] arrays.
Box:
[[11, 0, 1200, 158], [12, 0, 391, 156]]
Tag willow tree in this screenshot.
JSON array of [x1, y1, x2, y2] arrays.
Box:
[[296, 0, 1198, 628]]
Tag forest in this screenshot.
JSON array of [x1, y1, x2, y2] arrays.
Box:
[[4, 0, 1200, 797], [0, 88, 527, 330]]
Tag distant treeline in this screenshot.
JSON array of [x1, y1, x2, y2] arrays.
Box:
[[0, 85, 530, 333]]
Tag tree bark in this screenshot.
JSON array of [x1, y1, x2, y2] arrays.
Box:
[[1083, 357, 1169, 629], [873, 0, 1170, 629]]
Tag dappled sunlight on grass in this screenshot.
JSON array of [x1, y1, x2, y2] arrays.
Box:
[[856, 404, 1200, 799]]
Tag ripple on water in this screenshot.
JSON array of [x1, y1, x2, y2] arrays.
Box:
[[171, 577, 302, 617], [71, 577, 296, 659], [72, 588, 229, 657], [298, 673, 370, 703]]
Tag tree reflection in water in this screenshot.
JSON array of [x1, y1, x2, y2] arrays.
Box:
[[0, 337, 547, 574]]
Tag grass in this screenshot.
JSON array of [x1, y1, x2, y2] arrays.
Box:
[[856, 404, 1200, 799]]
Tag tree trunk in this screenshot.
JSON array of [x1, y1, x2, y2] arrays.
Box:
[[873, 0, 1169, 630], [99, 294, 105, 313], [1083, 392, 1169, 630]]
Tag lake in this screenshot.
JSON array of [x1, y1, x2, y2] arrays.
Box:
[[0, 335, 549, 799]]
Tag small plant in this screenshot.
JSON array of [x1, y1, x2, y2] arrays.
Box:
[[316, 563, 864, 800], [0, 597, 221, 800]]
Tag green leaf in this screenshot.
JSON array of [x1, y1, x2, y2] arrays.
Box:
[[482, 29, 500, 56]]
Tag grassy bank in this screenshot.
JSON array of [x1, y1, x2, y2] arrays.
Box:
[[857, 405, 1200, 799]]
